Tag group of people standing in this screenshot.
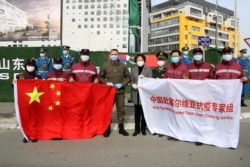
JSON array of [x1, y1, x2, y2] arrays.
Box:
[[18, 45, 249, 143]]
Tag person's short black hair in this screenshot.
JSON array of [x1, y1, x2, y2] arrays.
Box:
[[134, 53, 146, 62]]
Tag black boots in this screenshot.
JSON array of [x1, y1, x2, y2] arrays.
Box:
[[103, 125, 111, 137], [119, 124, 129, 136]]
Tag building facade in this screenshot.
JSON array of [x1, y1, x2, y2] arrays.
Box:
[[149, 0, 240, 52]]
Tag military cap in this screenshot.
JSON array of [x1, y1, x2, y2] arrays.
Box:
[[156, 51, 168, 59], [80, 49, 90, 55], [239, 48, 247, 53], [62, 45, 70, 50], [53, 57, 62, 64], [222, 47, 233, 53], [182, 46, 189, 51], [40, 48, 47, 53], [193, 48, 203, 54], [26, 58, 36, 66]]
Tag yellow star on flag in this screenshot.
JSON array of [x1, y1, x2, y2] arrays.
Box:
[[48, 106, 54, 111], [26, 86, 44, 104], [50, 84, 55, 89], [55, 100, 61, 106], [56, 91, 61, 96]]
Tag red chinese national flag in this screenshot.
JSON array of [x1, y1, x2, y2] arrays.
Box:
[[14, 80, 116, 140]]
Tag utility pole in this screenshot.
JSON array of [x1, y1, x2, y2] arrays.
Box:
[[234, 0, 238, 58], [215, 0, 218, 48]]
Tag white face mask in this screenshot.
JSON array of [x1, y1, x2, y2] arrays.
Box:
[[223, 54, 233, 61], [110, 54, 118, 61], [40, 53, 45, 57], [183, 51, 189, 55], [157, 61, 165, 67], [193, 55, 203, 61], [26, 66, 35, 72], [137, 61, 144, 67], [53, 64, 62, 70], [80, 55, 89, 62], [243, 53, 248, 57]]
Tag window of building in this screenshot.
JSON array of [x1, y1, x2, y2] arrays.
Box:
[[91, 11, 94, 15], [190, 8, 202, 17], [97, 31, 100, 35], [84, 5, 88, 9], [84, 0, 89, 2], [78, 5, 82, 9], [84, 25, 88, 28], [91, 18, 94, 21], [78, 25, 81, 28], [84, 18, 88, 21], [97, 24, 101, 28], [97, 18, 101, 21], [96, 10, 101, 15], [123, 44, 127, 48], [72, 6, 76, 9], [103, 17, 107, 21], [103, 24, 107, 28], [116, 31, 120, 34], [72, 18, 75, 22], [79, 0, 83, 2], [66, 0, 70, 3], [110, 17, 114, 21], [123, 30, 127, 35], [84, 11, 88, 15], [91, 4, 95, 9], [91, 24, 94, 28], [192, 26, 200, 32], [72, 0, 76, 3], [110, 24, 114, 28]]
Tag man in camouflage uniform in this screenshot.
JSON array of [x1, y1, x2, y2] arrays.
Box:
[[99, 49, 131, 137]]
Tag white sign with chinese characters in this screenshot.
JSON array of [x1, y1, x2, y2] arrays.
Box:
[[138, 78, 242, 148]]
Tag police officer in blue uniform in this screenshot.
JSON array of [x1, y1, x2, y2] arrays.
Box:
[[181, 46, 192, 65], [36, 48, 53, 79], [237, 48, 250, 107], [61, 45, 76, 74]]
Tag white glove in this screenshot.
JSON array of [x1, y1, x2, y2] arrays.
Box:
[[106, 82, 113, 86], [132, 84, 138, 89], [139, 75, 144, 79]]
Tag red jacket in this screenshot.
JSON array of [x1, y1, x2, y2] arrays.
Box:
[[214, 60, 244, 79], [69, 61, 98, 82], [163, 61, 189, 79], [188, 61, 214, 80], [46, 70, 69, 81]]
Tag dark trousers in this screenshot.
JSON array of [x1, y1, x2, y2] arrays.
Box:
[[134, 104, 146, 132]]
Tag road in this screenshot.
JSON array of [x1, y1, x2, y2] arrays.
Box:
[[0, 119, 250, 167]]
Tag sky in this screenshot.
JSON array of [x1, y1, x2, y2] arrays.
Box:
[[151, 0, 250, 53]]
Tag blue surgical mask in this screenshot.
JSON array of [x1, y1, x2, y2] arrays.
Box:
[[183, 51, 189, 55], [63, 50, 68, 55], [110, 54, 118, 61], [223, 54, 233, 61], [40, 53, 45, 57], [171, 57, 180, 63], [53, 64, 62, 70], [80, 55, 89, 62], [194, 55, 203, 61]]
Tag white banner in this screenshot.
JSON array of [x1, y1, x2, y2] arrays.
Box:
[[138, 78, 242, 148]]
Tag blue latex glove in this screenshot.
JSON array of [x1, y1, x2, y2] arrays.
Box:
[[115, 83, 122, 89], [106, 82, 113, 86]]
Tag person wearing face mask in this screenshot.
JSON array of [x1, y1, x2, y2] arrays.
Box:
[[99, 49, 131, 137], [69, 49, 99, 83], [17, 58, 42, 80], [214, 46, 248, 83], [36, 48, 53, 79], [188, 48, 214, 80], [46, 57, 69, 81], [131, 54, 152, 136], [61, 45, 76, 74], [163, 49, 189, 79], [236, 49, 250, 107], [15, 58, 41, 143], [152, 51, 168, 78], [181, 46, 192, 65]]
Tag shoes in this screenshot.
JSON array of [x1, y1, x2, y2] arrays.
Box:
[[167, 136, 178, 141], [241, 103, 247, 107], [119, 129, 129, 136], [52, 138, 62, 140], [31, 139, 38, 143], [141, 130, 146, 136], [23, 138, 28, 143], [158, 134, 164, 137], [103, 130, 110, 137], [195, 142, 203, 146], [132, 131, 139, 136]]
